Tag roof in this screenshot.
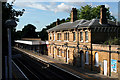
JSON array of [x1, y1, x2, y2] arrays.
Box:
[[47, 19, 118, 32], [47, 19, 88, 32], [78, 19, 118, 29]]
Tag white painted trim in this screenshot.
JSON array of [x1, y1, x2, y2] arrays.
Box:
[[80, 40, 83, 42], [94, 64, 99, 67], [85, 62, 89, 65], [85, 40, 88, 43]]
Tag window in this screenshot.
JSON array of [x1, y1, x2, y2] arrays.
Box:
[[68, 33, 69, 41], [68, 50, 70, 58], [64, 50, 66, 57], [58, 48, 61, 57], [64, 32, 69, 41], [95, 52, 99, 66], [57, 49, 59, 55], [50, 33, 52, 40], [57, 33, 61, 40], [53, 33, 55, 41], [73, 32, 76, 41], [50, 46, 51, 54], [85, 31, 88, 42], [64, 33, 67, 40], [60, 49, 62, 56], [85, 51, 89, 64], [80, 32, 83, 42]]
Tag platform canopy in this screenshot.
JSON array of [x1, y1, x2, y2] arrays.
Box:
[[15, 40, 48, 45]]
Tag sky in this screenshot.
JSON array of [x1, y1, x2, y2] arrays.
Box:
[[7, 0, 120, 32]]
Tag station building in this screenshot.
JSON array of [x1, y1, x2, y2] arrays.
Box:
[[47, 5, 120, 77]]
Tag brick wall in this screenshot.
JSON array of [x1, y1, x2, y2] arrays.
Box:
[[48, 29, 119, 77]]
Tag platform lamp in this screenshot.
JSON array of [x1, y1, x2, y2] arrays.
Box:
[[5, 19, 17, 79]]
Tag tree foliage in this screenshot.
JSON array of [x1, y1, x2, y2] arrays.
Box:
[[2, 2, 25, 45], [104, 37, 119, 45], [22, 24, 37, 38], [77, 5, 116, 21]]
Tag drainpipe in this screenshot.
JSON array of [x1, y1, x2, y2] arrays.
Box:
[[91, 29, 93, 71], [117, 48, 120, 80], [76, 26, 80, 66], [109, 45, 111, 76]]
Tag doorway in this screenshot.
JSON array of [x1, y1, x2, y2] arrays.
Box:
[[104, 60, 107, 76], [80, 50, 84, 67]]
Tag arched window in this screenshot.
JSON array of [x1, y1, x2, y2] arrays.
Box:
[[95, 52, 99, 66], [85, 51, 89, 64]]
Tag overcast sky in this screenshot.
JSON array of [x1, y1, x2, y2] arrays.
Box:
[[7, 0, 119, 31]]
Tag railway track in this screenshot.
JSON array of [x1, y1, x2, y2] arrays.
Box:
[[12, 48, 83, 80]]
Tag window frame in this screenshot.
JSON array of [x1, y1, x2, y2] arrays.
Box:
[[95, 52, 99, 67], [85, 31, 88, 42], [64, 32, 69, 41], [53, 33, 55, 41], [80, 32, 83, 42], [50, 33, 52, 41], [73, 32, 76, 41]]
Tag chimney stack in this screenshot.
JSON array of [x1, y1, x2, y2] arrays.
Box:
[[99, 5, 108, 24], [56, 18, 60, 26], [71, 8, 77, 22]]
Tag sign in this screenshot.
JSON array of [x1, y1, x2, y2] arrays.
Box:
[[111, 59, 117, 72]]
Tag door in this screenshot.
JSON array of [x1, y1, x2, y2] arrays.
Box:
[[104, 60, 107, 76], [66, 50, 68, 63], [80, 53, 84, 67]]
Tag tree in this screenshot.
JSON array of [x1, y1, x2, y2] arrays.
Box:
[[2, 2, 25, 44], [14, 30, 22, 40], [22, 24, 37, 38], [2, 2, 24, 79], [38, 28, 48, 40], [77, 5, 116, 21]]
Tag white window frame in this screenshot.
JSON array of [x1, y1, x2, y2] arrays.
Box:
[[80, 32, 83, 42], [64, 32, 69, 42], [85, 31, 88, 42], [57, 33, 61, 41]]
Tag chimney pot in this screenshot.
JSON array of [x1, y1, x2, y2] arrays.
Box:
[[56, 18, 60, 26]]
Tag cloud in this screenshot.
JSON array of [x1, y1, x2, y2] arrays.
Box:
[[54, 3, 73, 13], [7, 0, 120, 2], [105, 4, 110, 8], [27, 3, 48, 10], [14, 2, 74, 13]]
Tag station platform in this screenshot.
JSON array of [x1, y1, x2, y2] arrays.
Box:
[[13, 47, 118, 80]]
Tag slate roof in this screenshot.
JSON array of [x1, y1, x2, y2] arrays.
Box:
[[47, 19, 118, 32], [47, 19, 88, 32], [78, 19, 118, 29]]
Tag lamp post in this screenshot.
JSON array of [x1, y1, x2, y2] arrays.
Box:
[[5, 19, 17, 79]]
